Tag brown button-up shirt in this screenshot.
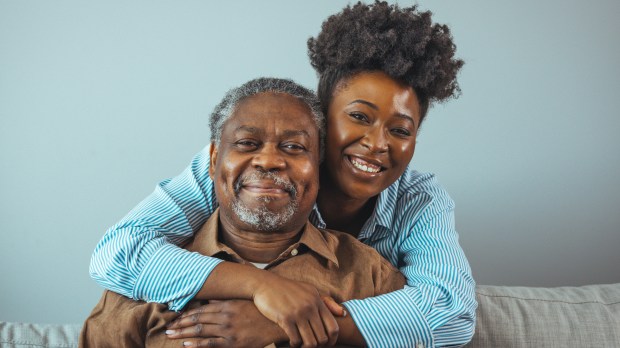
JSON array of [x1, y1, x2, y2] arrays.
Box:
[[81, 209, 406, 347]]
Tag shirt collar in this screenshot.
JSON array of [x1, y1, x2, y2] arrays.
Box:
[[310, 169, 404, 240], [368, 177, 399, 231], [187, 208, 339, 268]]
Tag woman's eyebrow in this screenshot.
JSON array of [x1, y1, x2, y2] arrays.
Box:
[[394, 112, 416, 127], [348, 99, 378, 110], [348, 100, 416, 127]]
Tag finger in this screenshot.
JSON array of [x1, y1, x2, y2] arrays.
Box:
[[181, 303, 224, 318], [297, 319, 318, 348], [281, 321, 302, 348], [182, 337, 228, 347], [321, 296, 346, 317], [319, 303, 339, 346], [166, 313, 225, 337], [307, 309, 330, 346], [169, 305, 223, 329], [166, 322, 221, 339]]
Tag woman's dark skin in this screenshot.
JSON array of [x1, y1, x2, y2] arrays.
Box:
[[166, 71, 421, 347], [317, 71, 420, 236]]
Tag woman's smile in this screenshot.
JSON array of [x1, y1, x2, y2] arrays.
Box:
[[323, 71, 420, 201]]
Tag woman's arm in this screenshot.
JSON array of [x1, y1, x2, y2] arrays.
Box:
[[89, 145, 220, 310], [341, 176, 477, 348], [89, 145, 338, 345]]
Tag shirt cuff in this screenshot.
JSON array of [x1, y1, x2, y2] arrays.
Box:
[[133, 243, 223, 311], [342, 288, 433, 348]]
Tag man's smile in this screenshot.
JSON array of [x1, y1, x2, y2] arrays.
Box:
[[241, 181, 290, 197]]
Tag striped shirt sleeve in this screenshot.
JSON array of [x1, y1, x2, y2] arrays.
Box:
[[342, 189, 476, 347], [88, 145, 223, 311]]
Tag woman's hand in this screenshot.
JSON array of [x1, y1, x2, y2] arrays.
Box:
[[166, 300, 286, 348], [251, 275, 339, 347], [195, 263, 340, 347]]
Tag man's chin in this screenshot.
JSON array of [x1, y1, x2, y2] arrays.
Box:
[[231, 201, 297, 232]]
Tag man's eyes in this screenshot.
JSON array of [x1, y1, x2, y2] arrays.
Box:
[[233, 140, 259, 149], [281, 143, 307, 153], [232, 140, 307, 153]]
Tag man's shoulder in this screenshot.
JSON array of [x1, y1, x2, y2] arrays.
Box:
[[90, 290, 169, 315], [318, 228, 398, 271]]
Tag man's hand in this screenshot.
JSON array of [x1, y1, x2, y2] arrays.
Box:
[[252, 275, 339, 347], [166, 300, 286, 347], [195, 263, 339, 347]]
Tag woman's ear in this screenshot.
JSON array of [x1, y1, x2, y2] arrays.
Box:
[[209, 143, 217, 180]]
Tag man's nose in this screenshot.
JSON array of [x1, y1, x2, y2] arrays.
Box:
[[251, 144, 286, 171]]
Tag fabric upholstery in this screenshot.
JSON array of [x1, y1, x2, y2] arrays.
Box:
[[2, 283, 619, 347], [0, 322, 81, 348], [466, 283, 620, 347]]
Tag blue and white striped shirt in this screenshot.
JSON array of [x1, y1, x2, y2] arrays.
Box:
[[90, 145, 477, 347]]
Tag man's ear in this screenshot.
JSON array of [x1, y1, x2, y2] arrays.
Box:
[[209, 142, 217, 180]]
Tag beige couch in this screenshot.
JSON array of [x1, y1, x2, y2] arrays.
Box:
[[2, 283, 619, 347]]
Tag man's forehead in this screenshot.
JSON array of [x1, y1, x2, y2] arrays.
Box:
[[223, 93, 318, 134], [232, 125, 312, 138], [237, 92, 311, 113]]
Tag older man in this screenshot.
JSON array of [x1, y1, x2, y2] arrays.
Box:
[[80, 78, 405, 347]]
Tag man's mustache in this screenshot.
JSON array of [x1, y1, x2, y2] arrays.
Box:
[[233, 171, 297, 196]]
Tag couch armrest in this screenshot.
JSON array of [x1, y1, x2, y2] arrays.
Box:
[[466, 283, 620, 347], [0, 322, 82, 348]]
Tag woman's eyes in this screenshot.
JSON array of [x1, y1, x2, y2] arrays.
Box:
[[348, 112, 369, 123], [391, 128, 412, 137], [348, 112, 413, 138]]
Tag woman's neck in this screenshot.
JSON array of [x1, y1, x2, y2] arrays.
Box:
[[316, 172, 377, 237]]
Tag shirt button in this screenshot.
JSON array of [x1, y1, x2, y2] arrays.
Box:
[[416, 343, 425, 348], [290, 248, 298, 256]]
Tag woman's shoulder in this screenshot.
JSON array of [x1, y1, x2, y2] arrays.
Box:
[[386, 166, 455, 213]]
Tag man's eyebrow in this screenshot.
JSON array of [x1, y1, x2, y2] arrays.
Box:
[[232, 126, 310, 138], [282, 129, 310, 138], [233, 125, 261, 134]]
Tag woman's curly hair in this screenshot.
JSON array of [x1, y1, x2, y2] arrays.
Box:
[[307, 1, 463, 122]]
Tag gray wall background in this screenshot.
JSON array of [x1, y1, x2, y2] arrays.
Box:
[[1, 0, 618, 324]]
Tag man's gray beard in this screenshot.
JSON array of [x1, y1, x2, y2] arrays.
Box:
[[231, 171, 298, 231]]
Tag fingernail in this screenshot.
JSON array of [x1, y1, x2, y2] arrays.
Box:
[[343, 309, 348, 317], [183, 342, 193, 346], [165, 330, 176, 335]]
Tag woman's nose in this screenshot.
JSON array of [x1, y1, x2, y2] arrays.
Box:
[[360, 126, 388, 153]]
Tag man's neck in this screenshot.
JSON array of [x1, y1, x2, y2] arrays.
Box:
[[217, 215, 304, 264]]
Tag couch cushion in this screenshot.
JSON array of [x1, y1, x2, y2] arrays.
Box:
[[0, 322, 81, 348], [466, 283, 620, 347]]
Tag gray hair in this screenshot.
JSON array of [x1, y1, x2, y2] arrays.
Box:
[[209, 77, 325, 160]]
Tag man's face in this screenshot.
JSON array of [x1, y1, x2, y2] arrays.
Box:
[[209, 92, 320, 233]]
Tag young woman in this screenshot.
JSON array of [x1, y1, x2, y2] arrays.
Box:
[[90, 2, 476, 347]]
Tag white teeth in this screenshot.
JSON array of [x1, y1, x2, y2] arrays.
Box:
[[350, 157, 381, 173]]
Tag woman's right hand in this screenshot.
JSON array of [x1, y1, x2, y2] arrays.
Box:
[[252, 274, 339, 347]]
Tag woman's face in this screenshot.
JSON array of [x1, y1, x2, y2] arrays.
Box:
[[324, 71, 421, 200]]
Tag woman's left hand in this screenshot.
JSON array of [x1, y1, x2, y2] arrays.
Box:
[[165, 300, 287, 348]]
